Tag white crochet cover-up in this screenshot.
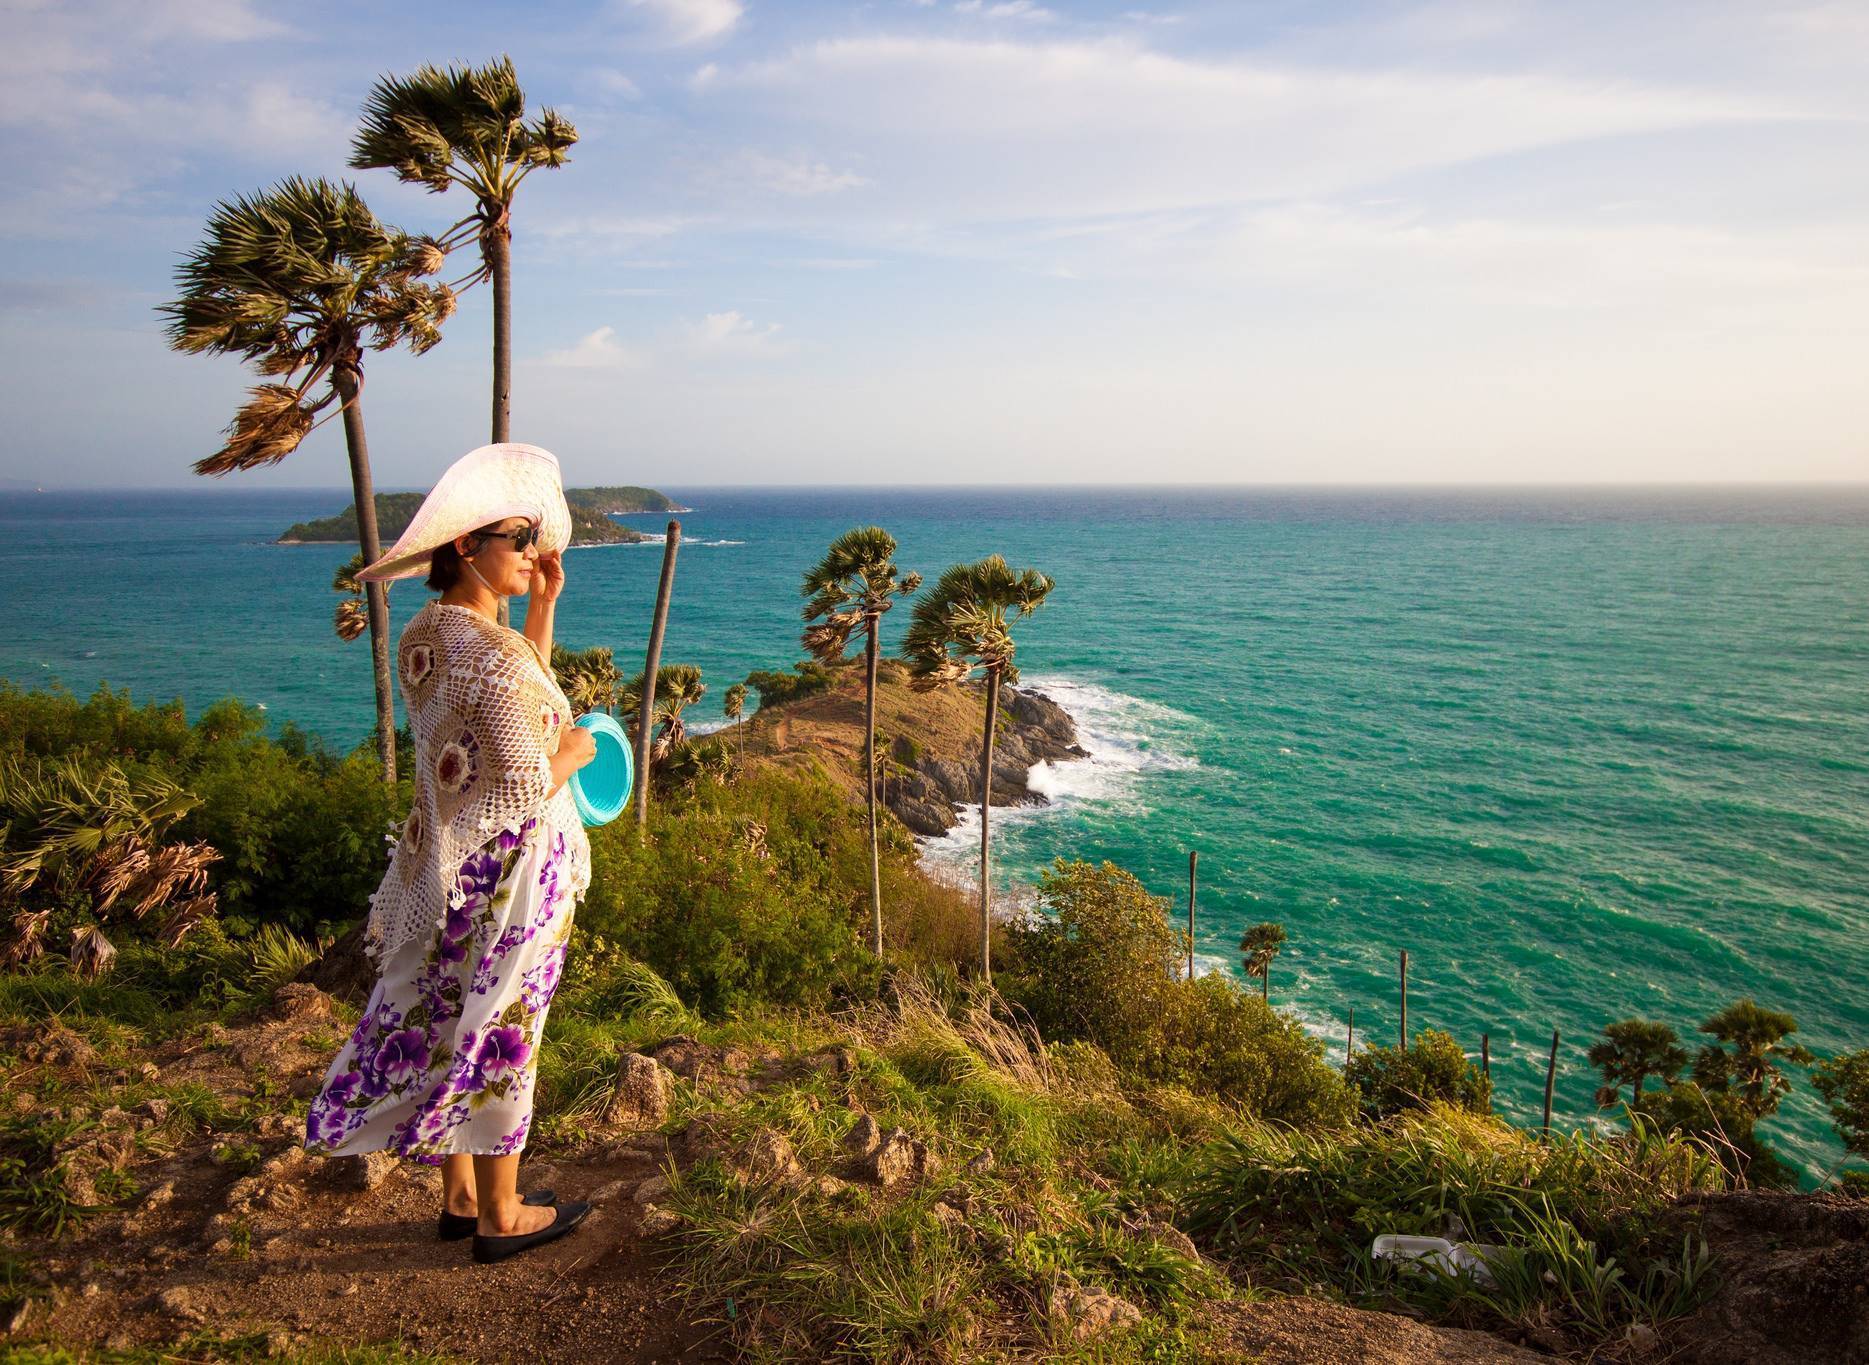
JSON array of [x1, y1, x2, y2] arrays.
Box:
[[366, 601, 591, 965]]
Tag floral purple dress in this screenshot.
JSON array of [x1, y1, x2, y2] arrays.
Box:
[[304, 602, 589, 1164]]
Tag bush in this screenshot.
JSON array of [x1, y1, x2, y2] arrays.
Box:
[[0, 683, 406, 944], [1813, 1049, 1869, 1164], [1005, 861, 1349, 1125], [1633, 1079, 1797, 1188], [1345, 1030, 1492, 1120], [580, 768, 886, 1014], [743, 660, 841, 710]]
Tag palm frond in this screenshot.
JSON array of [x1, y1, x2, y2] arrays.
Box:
[[902, 554, 1053, 684]]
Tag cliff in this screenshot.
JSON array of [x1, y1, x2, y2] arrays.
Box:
[[276, 487, 679, 546], [733, 662, 1089, 837]]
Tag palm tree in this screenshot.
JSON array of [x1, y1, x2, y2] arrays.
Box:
[[801, 528, 923, 956], [332, 553, 368, 642], [723, 683, 748, 764], [551, 643, 621, 715], [1588, 1018, 1688, 1109], [903, 555, 1053, 982], [622, 664, 706, 766], [1693, 999, 1813, 1120], [1239, 922, 1286, 1001], [161, 178, 452, 784], [351, 56, 577, 447]]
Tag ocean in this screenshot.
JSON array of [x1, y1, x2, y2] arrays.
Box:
[[4, 485, 1865, 1178]]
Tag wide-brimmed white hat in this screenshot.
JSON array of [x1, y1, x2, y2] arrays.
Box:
[[358, 443, 572, 583]]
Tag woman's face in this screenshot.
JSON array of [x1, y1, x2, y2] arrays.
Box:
[[457, 516, 540, 597]]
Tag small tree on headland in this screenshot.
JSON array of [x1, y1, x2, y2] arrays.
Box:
[[160, 178, 452, 784], [1588, 1018, 1688, 1109], [1692, 998, 1813, 1121], [351, 56, 577, 447], [551, 643, 621, 715], [1238, 922, 1285, 1001], [903, 555, 1053, 982], [801, 527, 922, 956], [723, 683, 748, 763]]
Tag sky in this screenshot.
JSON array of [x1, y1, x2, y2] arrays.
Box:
[[1, 0, 1866, 489]]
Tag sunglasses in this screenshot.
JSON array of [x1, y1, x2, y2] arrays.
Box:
[[474, 524, 542, 553]]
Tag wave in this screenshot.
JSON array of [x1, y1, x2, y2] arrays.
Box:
[[575, 534, 745, 548], [1017, 674, 1200, 810]]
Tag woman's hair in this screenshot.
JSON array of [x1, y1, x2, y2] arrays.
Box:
[[426, 541, 465, 591]]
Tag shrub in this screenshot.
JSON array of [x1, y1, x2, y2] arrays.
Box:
[[1812, 1049, 1869, 1167], [1631, 1079, 1796, 1188], [743, 660, 841, 710], [1345, 1030, 1492, 1120], [580, 768, 884, 1014], [1005, 861, 1349, 1125]]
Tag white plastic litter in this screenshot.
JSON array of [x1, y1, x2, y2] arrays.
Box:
[[1370, 1234, 1503, 1287]]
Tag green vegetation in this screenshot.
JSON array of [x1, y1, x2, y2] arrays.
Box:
[[1344, 1031, 1493, 1121], [1237, 922, 1285, 1001], [567, 486, 682, 514], [744, 659, 842, 710], [279, 491, 649, 546]]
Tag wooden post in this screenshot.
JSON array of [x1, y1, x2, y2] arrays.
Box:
[[1346, 1007, 1355, 1069], [634, 520, 681, 833], [1399, 949, 1408, 1048], [1481, 1033, 1491, 1078], [1542, 1028, 1560, 1137], [1187, 850, 1198, 981]]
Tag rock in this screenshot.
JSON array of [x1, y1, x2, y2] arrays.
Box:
[[266, 983, 335, 1025], [854, 1126, 938, 1188], [964, 1148, 995, 1175], [1049, 1284, 1142, 1342], [814, 1175, 851, 1198], [632, 1173, 673, 1205], [329, 1151, 396, 1192], [137, 1061, 159, 1081], [605, 1052, 671, 1130], [932, 1202, 967, 1232], [156, 1286, 205, 1325], [844, 1113, 882, 1157], [136, 1098, 171, 1124], [638, 1204, 681, 1237], [587, 1180, 630, 1206], [741, 1129, 804, 1186], [649, 1035, 709, 1080]]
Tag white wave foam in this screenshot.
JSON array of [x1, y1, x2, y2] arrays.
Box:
[[569, 535, 744, 548], [1017, 674, 1199, 810]]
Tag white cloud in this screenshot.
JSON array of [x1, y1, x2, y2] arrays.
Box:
[[694, 35, 1797, 222], [732, 150, 869, 196], [590, 68, 644, 100], [955, 0, 1055, 19], [539, 326, 645, 369], [682, 310, 787, 353], [618, 0, 744, 47]]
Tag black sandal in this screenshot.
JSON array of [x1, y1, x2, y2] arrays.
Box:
[[437, 1188, 557, 1241], [472, 1200, 592, 1264]]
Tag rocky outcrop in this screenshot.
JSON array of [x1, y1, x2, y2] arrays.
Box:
[[883, 684, 1088, 837]]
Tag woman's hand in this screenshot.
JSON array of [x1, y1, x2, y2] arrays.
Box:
[[560, 724, 597, 770], [531, 550, 565, 604]]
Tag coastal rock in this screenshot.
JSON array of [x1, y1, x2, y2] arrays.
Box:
[[853, 1126, 938, 1188], [264, 983, 334, 1026], [1049, 1283, 1142, 1341], [328, 1151, 395, 1193]]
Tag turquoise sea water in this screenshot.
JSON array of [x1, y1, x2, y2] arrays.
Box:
[[4, 485, 1865, 1177]]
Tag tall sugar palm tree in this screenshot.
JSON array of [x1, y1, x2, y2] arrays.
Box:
[[161, 178, 452, 783], [332, 552, 368, 642], [903, 555, 1052, 982], [801, 528, 922, 956], [351, 56, 577, 447], [723, 683, 748, 764]]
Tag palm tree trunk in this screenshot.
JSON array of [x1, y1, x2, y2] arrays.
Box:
[[490, 223, 512, 445], [864, 616, 882, 956], [332, 364, 396, 785], [489, 216, 513, 628], [979, 665, 1000, 982], [634, 521, 681, 833]]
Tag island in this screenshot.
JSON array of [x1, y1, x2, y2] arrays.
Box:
[[276, 486, 685, 547]]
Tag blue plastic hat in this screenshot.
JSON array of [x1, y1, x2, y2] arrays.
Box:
[[567, 712, 633, 827]]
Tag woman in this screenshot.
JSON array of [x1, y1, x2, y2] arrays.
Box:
[[304, 443, 599, 1264]]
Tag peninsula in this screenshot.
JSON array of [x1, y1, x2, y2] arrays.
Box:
[[276, 486, 684, 547]]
